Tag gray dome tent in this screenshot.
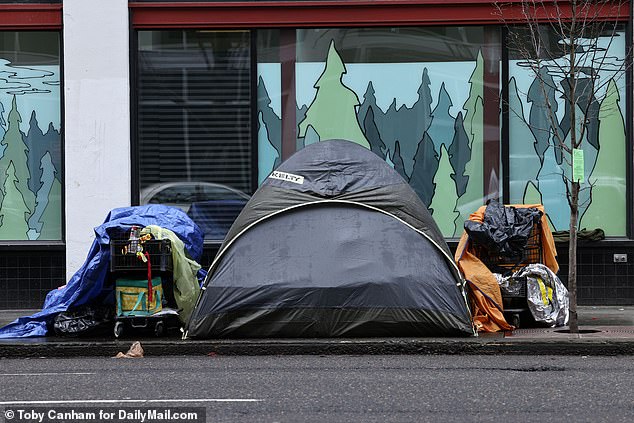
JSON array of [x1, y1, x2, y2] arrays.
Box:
[[186, 140, 474, 338]]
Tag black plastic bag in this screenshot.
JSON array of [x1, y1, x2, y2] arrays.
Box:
[[464, 200, 542, 258], [53, 305, 115, 337]]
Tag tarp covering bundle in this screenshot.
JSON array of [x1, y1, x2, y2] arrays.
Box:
[[515, 264, 569, 327], [140, 225, 202, 323], [455, 203, 558, 332], [186, 139, 474, 338], [0, 205, 204, 338]]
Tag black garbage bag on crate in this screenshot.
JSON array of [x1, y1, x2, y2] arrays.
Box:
[[464, 200, 542, 259]]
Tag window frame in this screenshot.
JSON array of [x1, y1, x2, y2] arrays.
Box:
[[0, 3, 61, 31], [130, 1, 630, 29]]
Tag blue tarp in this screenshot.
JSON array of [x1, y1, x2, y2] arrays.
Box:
[[0, 205, 205, 338]]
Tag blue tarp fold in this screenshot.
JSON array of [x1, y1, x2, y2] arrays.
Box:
[[0, 205, 204, 338]]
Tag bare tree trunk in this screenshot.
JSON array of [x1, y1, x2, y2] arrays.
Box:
[[568, 181, 579, 333], [567, 10, 579, 333]]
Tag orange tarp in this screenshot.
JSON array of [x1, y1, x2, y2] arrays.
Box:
[[455, 204, 558, 332]]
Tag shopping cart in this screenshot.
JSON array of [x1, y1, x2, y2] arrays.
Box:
[[109, 233, 175, 338], [472, 222, 543, 328]]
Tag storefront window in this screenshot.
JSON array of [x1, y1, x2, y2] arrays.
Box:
[[258, 27, 494, 237], [139, 23, 627, 240], [0, 32, 62, 241], [137, 30, 252, 242], [508, 25, 627, 236]]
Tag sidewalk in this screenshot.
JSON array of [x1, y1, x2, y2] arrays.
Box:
[[1, 306, 633, 358]]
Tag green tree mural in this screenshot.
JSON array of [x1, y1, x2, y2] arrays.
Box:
[[257, 113, 278, 184], [29, 152, 61, 239], [257, 77, 281, 171], [430, 144, 459, 236], [0, 96, 36, 226], [463, 51, 484, 148], [452, 52, 485, 235], [298, 41, 370, 149], [391, 141, 407, 181], [368, 69, 434, 178], [396, 68, 433, 177], [560, 77, 601, 153], [409, 132, 439, 207], [296, 104, 307, 150], [528, 66, 560, 161], [38, 173, 62, 240], [580, 79, 626, 235], [25, 111, 47, 195], [455, 99, 484, 235], [448, 111, 471, 196], [523, 181, 543, 206], [428, 82, 454, 154], [363, 106, 387, 160], [508, 77, 541, 203], [303, 125, 321, 146], [0, 161, 30, 239], [357, 81, 379, 136]]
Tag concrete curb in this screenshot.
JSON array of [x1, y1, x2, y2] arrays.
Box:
[[2, 337, 634, 358], [2, 307, 634, 358]]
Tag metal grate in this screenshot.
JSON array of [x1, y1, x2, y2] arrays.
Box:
[[474, 223, 543, 275]]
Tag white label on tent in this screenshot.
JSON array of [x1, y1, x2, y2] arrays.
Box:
[[269, 171, 304, 185]]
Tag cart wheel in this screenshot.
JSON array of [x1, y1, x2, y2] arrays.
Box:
[[510, 313, 521, 329], [114, 321, 124, 338], [154, 321, 165, 337]]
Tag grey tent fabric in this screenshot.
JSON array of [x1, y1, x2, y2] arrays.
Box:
[[186, 139, 474, 338]]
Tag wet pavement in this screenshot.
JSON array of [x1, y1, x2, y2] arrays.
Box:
[[1, 306, 634, 357]]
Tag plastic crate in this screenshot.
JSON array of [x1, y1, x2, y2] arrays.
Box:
[[110, 239, 173, 273], [474, 223, 542, 275]]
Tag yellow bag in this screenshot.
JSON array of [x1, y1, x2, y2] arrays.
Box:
[[116, 277, 163, 316]]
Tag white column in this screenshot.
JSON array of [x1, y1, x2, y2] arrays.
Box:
[[63, 0, 130, 279]]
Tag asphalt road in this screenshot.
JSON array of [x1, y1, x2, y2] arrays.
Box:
[[1, 355, 633, 422]]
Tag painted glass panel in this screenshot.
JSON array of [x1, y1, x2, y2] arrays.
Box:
[[256, 30, 282, 184], [257, 27, 492, 237], [0, 32, 62, 241], [508, 26, 627, 236]]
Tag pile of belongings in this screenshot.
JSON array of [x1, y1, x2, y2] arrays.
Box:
[[455, 201, 567, 331], [0, 205, 205, 338]]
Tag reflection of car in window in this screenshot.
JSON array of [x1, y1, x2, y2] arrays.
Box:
[[140, 182, 250, 242]]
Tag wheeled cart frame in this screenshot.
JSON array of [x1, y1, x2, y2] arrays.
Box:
[[473, 223, 543, 328], [113, 309, 179, 338], [109, 235, 176, 338]]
